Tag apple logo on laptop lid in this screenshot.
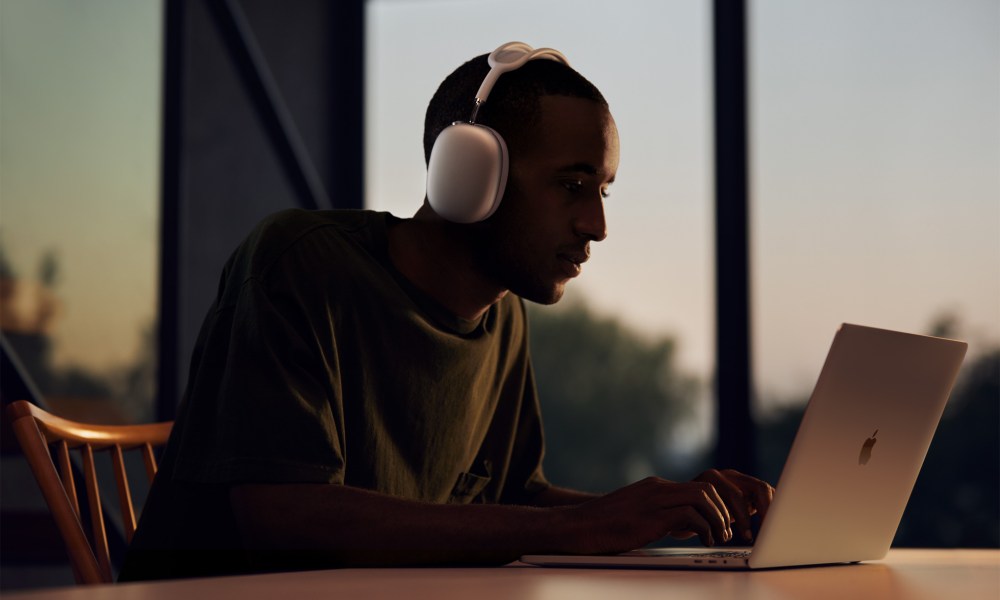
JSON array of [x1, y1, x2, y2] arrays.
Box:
[[858, 429, 878, 466]]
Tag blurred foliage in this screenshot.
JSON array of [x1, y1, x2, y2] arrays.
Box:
[[0, 234, 15, 279], [38, 249, 60, 288], [898, 348, 999, 547], [1, 239, 156, 423], [527, 299, 698, 493], [113, 322, 157, 422]]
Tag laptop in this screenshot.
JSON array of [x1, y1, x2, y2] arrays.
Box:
[[522, 323, 967, 570]]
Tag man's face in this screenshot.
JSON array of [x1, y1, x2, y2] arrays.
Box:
[[474, 95, 620, 305]]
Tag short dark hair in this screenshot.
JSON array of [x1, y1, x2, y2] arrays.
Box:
[[423, 53, 608, 165]]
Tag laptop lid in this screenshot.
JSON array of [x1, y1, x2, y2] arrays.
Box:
[[748, 323, 966, 568]]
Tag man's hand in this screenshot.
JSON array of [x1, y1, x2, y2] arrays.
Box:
[[557, 470, 774, 555], [692, 468, 774, 542]]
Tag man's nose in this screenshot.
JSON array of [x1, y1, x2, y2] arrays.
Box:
[[573, 196, 607, 242]]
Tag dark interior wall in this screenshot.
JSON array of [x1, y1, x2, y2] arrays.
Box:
[[160, 0, 363, 417]]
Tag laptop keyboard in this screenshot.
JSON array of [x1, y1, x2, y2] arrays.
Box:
[[655, 550, 752, 559]]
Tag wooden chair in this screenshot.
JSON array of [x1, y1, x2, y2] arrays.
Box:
[[5, 399, 172, 584]]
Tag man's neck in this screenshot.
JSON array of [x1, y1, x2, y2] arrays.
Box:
[[387, 204, 508, 321]]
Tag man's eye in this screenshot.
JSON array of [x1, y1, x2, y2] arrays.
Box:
[[561, 179, 583, 193]]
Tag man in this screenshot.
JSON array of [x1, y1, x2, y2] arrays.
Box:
[[121, 45, 773, 580]]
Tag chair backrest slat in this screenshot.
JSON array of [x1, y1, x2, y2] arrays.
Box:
[[110, 445, 137, 542], [80, 445, 113, 583], [9, 411, 104, 584], [56, 440, 81, 517], [141, 442, 158, 482], [6, 400, 172, 585]]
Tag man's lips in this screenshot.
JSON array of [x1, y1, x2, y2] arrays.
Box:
[[557, 250, 590, 278]]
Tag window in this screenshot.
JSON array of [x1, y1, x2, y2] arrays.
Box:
[[0, 0, 162, 424]]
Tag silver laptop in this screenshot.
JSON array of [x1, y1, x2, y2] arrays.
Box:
[[522, 323, 967, 570]]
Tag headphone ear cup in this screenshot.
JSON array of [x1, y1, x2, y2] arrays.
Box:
[[426, 123, 508, 223]]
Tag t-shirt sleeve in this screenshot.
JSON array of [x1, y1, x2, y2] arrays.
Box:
[[173, 276, 346, 485]]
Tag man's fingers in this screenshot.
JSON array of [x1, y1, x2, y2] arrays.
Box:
[[760, 483, 775, 520], [657, 483, 731, 544], [696, 481, 733, 542], [701, 469, 753, 541], [663, 506, 714, 547], [725, 469, 776, 522], [715, 469, 776, 542]]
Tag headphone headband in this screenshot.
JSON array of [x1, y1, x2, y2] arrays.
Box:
[[470, 42, 570, 122]]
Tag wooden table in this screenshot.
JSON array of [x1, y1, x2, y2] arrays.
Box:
[[8, 549, 998, 599]]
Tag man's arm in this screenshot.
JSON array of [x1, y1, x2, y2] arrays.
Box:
[[526, 485, 598, 507], [230, 471, 773, 568], [231, 483, 566, 567]]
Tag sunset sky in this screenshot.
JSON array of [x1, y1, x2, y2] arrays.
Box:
[[2, 0, 997, 421]]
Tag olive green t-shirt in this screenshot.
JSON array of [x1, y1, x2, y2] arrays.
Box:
[[120, 209, 549, 580]]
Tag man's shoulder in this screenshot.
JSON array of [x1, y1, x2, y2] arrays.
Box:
[[238, 209, 385, 274], [252, 208, 378, 246]]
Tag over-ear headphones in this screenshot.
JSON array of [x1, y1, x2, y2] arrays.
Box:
[[426, 42, 570, 224]]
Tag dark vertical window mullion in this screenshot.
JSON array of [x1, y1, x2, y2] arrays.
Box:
[[157, 0, 184, 423], [713, 0, 756, 473], [331, 0, 365, 210]]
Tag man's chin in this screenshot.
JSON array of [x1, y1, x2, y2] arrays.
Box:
[[516, 282, 566, 306]]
